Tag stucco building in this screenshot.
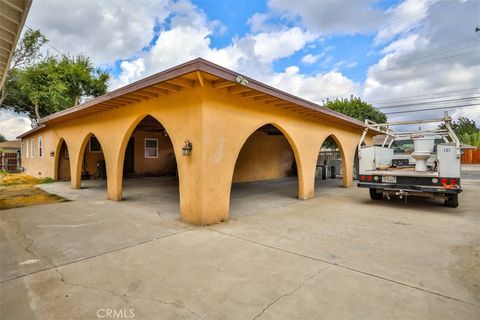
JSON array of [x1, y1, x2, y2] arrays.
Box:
[[18, 58, 374, 225]]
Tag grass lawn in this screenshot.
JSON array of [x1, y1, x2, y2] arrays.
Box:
[[0, 172, 66, 210]]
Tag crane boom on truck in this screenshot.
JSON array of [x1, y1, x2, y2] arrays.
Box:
[[357, 112, 462, 207]]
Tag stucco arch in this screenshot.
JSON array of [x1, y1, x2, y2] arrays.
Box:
[[109, 113, 181, 201], [316, 133, 353, 188], [230, 121, 303, 183], [226, 122, 303, 215], [54, 137, 70, 181], [71, 132, 108, 189]]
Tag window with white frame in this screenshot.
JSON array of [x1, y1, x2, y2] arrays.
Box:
[[30, 139, 35, 158], [26, 141, 29, 158], [21, 143, 24, 158], [144, 138, 158, 158], [38, 136, 43, 158]]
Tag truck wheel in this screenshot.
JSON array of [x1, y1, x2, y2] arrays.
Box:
[[369, 188, 383, 200], [444, 194, 459, 208]]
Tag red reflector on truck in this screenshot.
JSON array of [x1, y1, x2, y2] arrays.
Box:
[[367, 176, 372, 181], [450, 179, 457, 185]]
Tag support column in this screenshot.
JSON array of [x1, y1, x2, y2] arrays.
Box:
[[341, 140, 357, 188], [69, 146, 82, 189], [296, 146, 319, 200], [105, 145, 124, 201]]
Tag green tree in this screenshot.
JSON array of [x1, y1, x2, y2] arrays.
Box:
[[449, 117, 478, 137], [59, 55, 110, 106], [5, 57, 72, 122], [324, 95, 387, 124], [0, 134, 6, 142], [11, 28, 48, 70], [0, 28, 48, 106], [1, 32, 110, 123], [460, 132, 480, 148], [438, 116, 479, 145]]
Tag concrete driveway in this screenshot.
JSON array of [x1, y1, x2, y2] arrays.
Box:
[[0, 176, 479, 319]]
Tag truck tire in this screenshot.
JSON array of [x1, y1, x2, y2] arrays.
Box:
[[369, 188, 383, 200], [444, 194, 459, 208]]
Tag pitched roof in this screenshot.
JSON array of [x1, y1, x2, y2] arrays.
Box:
[[0, 140, 21, 149], [19, 58, 369, 138], [0, 0, 32, 89]]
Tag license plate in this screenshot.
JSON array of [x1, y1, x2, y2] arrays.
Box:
[[382, 176, 396, 183]]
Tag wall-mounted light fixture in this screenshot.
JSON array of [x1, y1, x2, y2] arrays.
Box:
[[50, 151, 55, 157], [182, 140, 192, 156]]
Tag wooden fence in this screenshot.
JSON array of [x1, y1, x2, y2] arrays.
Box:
[[461, 149, 480, 164], [0, 152, 20, 172]]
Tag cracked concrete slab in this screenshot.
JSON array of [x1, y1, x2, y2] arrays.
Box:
[[252, 266, 477, 320], [0, 194, 191, 282], [211, 179, 480, 306], [1, 176, 479, 319], [1, 229, 327, 320]]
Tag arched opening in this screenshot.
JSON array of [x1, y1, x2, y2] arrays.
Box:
[[120, 115, 179, 213], [315, 135, 345, 188], [56, 139, 71, 181], [229, 124, 299, 218], [77, 133, 107, 192]]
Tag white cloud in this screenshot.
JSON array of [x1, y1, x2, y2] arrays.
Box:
[[26, 0, 171, 64], [252, 27, 317, 63], [270, 66, 360, 104], [110, 58, 146, 89], [247, 13, 273, 33], [0, 109, 32, 140], [301, 53, 322, 64], [268, 0, 383, 35], [375, 0, 431, 44], [363, 0, 480, 123], [452, 106, 480, 126], [113, 3, 318, 87]]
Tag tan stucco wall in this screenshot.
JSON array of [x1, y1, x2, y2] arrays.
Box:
[[20, 81, 374, 225], [21, 129, 59, 179], [233, 131, 294, 183], [132, 130, 176, 176], [83, 144, 104, 177]]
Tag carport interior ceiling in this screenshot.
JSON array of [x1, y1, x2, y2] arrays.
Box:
[[134, 115, 166, 133], [26, 58, 368, 137]]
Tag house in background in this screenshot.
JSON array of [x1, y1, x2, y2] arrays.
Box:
[[0, 140, 21, 171]]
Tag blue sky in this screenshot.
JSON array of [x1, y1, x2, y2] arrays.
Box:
[[108, 0, 385, 84], [1, 0, 479, 139]]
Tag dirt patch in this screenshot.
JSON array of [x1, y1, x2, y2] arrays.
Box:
[[450, 242, 480, 303], [0, 173, 65, 210]]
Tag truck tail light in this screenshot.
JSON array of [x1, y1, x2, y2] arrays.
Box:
[[367, 176, 372, 181], [450, 178, 457, 185], [441, 178, 447, 185]]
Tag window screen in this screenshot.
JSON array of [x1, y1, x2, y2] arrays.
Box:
[[38, 137, 43, 158], [145, 139, 158, 158]]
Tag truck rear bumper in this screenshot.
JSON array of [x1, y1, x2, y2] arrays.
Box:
[[357, 182, 462, 194]]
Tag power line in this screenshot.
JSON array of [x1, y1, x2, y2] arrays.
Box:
[[385, 104, 480, 115], [24, 25, 66, 57], [377, 96, 480, 109], [367, 87, 480, 103]]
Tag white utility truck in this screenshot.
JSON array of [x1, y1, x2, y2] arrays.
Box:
[[357, 112, 462, 207]]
